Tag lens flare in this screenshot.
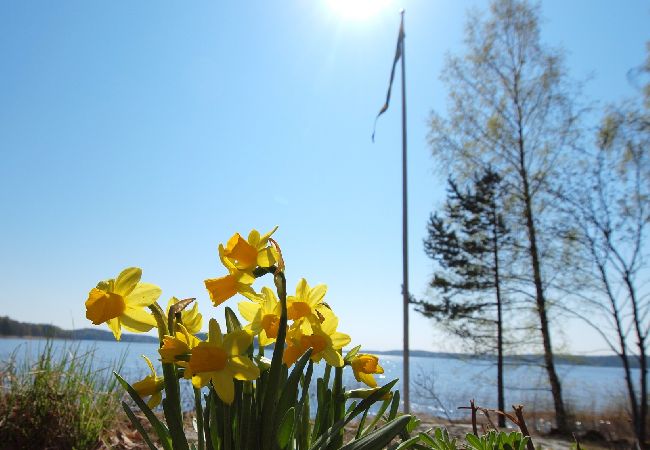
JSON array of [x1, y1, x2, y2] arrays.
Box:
[[327, 0, 392, 21]]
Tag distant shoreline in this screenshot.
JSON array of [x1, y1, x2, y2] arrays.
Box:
[[1, 335, 637, 369], [1, 316, 638, 368]]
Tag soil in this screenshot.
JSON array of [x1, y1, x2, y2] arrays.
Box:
[[97, 412, 633, 450]]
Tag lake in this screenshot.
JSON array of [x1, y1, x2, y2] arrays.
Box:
[[0, 337, 636, 420]]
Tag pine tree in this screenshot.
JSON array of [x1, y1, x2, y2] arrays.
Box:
[[413, 168, 510, 426]]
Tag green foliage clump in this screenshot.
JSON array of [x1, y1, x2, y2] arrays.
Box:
[[0, 341, 123, 450]]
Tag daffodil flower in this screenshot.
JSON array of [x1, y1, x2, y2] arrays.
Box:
[[204, 270, 256, 307], [85, 267, 161, 341], [286, 278, 327, 322], [184, 319, 260, 404], [238, 287, 282, 347], [350, 354, 384, 388], [219, 227, 279, 272], [204, 227, 278, 306], [132, 355, 164, 409], [166, 297, 203, 334], [283, 308, 350, 367], [159, 323, 201, 365]]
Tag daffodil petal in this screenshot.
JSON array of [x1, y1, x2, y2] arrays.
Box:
[[114, 267, 142, 297], [258, 331, 272, 347], [107, 317, 122, 341], [238, 301, 261, 322], [322, 348, 343, 367], [208, 319, 223, 346], [329, 332, 351, 350], [256, 248, 276, 268], [240, 290, 263, 303], [223, 330, 253, 355], [258, 226, 278, 247], [359, 372, 377, 388], [308, 284, 327, 307], [212, 370, 235, 404], [159, 335, 190, 363], [295, 279, 309, 300], [121, 307, 157, 332], [227, 356, 260, 381], [191, 371, 213, 389], [166, 297, 176, 313], [142, 355, 156, 375], [236, 284, 257, 301], [125, 282, 162, 308], [148, 391, 163, 409], [320, 314, 339, 336], [181, 303, 203, 335], [283, 344, 305, 367], [133, 376, 159, 397], [248, 229, 261, 248]]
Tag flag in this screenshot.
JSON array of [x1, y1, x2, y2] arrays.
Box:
[[372, 16, 405, 142]]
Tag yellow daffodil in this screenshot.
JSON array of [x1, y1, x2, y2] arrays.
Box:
[[204, 227, 278, 306], [159, 323, 201, 365], [166, 297, 203, 334], [132, 355, 164, 409], [286, 278, 327, 322], [204, 270, 255, 307], [219, 227, 279, 272], [283, 309, 350, 367], [238, 287, 282, 347], [184, 319, 260, 404], [350, 354, 384, 388], [85, 267, 161, 341]]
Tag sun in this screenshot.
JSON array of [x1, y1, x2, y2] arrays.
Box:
[[326, 0, 392, 21]]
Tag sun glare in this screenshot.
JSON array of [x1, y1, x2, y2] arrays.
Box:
[[327, 0, 392, 21]]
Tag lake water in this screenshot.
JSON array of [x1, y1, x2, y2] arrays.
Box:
[[0, 338, 636, 419]]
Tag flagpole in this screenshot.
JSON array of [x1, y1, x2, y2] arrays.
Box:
[[399, 9, 410, 415]]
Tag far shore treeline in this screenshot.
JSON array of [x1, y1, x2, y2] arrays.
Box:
[[0, 315, 158, 343], [0, 315, 638, 369]]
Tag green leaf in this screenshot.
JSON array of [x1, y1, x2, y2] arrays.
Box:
[[393, 434, 423, 450], [356, 409, 369, 439], [360, 396, 392, 437], [276, 349, 313, 421], [277, 407, 296, 448], [405, 416, 421, 434], [465, 433, 483, 450], [121, 401, 158, 450], [417, 432, 436, 446], [338, 415, 411, 450], [299, 379, 312, 450], [114, 372, 172, 450], [310, 379, 398, 450], [225, 306, 243, 332], [346, 401, 359, 415], [344, 345, 362, 363], [422, 428, 457, 450], [388, 390, 400, 421]]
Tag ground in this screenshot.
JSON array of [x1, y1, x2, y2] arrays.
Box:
[[98, 412, 628, 450]]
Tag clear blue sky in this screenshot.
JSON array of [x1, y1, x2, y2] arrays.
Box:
[[1, 0, 647, 354]]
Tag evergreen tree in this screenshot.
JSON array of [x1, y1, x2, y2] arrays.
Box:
[[413, 168, 510, 426]]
